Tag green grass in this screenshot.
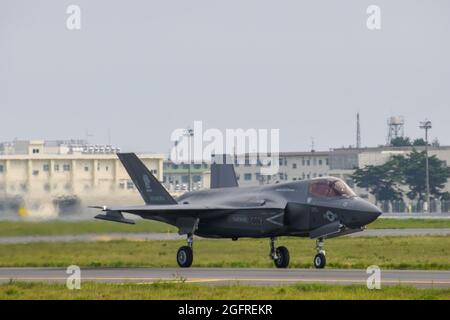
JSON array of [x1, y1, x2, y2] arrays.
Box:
[[0, 220, 176, 237], [0, 236, 449, 269], [368, 219, 450, 229], [0, 218, 448, 238], [0, 281, 448, 300]]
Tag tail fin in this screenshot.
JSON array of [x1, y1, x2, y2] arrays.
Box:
[[117, 153, 177, 205], [210, 155, 238, 189]]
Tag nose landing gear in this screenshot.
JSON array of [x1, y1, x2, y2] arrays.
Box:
[[177, 233, 194, 268], [270, 237, 290, 268], [313, 238, 326, 269]]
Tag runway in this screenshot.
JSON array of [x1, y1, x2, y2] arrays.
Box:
[[0, 267, 449, 288], [0, 228, 449, 244]]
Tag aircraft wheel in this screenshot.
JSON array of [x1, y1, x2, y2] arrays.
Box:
[[313, 253, 326, 269], [177, 246, 193, 268], [274, 246, 290, 268]]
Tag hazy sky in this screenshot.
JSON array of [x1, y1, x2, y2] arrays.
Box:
[[1, 0, 449, 153]]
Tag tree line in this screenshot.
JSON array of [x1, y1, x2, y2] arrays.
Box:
[[351, 149, 450, 202]]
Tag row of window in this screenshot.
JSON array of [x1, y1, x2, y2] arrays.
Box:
[[240, 172, 326, 181], [32, 164, 71, 176], [285, 158, 328, 167], [0, 163, 71, 174], [0, 183, 73, 192], [0, 164, 157, 175], [118, 181, 135, 190], [164, 158, 329, 169], [234, 157, 329, 167], [165, 163, 209, 170], [163, 175, 203, 184], [0, 180, 145, 192]]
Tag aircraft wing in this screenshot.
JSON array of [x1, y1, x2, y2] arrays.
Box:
[[91, 203, 285, 234], [92, 203, 284, 218]]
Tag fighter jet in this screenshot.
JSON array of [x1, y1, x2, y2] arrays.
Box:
[[92, 153, 381, 269]]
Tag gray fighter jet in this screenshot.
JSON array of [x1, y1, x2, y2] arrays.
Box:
[[92, 153, 381, 268]]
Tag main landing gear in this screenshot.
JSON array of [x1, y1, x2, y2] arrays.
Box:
[[269, 237, 327, 269], [313, 238, 326, 269], [176, 234, 327, 269], [270, 237, 290, 268], [177, 233, 194, 268]]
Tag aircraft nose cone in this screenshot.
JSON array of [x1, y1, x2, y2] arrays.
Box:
[[361, 203, 382, 225]]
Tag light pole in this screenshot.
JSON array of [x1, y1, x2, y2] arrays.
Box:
[[420, 120, 432, 212], [183, 128, 194, 192]]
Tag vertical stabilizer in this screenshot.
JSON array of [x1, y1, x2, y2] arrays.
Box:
[[210, 154, 238, 189], [117, 153, 177, 205]]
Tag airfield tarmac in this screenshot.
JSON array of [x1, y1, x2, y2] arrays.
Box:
[[0, 267, 449, 288]]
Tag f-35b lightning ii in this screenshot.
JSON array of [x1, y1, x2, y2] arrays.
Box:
[[92, 153, 381, 268]]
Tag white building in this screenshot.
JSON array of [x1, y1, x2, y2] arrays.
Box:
[[163, 160, 211, 193], [233, 151, 331, 187], [0, 140, 164, 207]]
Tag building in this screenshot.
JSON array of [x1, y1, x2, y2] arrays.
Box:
[[163, 160, 210, 193], [0, 140, 164, 207], [162, 151, 331, 191], [232, 151, 331, 187]]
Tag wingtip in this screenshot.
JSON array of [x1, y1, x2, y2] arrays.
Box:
[[88, 205, 107, 211]]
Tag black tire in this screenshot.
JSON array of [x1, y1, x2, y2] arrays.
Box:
[[177, 246, 193, 268], [274, 246, 290, 268], [314, 253, 326, 269]]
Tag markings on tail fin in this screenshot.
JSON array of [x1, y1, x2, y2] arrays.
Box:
[[143, 174, 152, 192], [117, 153, 176, 205]]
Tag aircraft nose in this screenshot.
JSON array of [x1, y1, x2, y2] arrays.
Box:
[[360, 202, 382, 225], [347, 198, 382, 227]]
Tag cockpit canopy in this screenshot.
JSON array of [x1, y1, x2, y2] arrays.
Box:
[[308, 177, 356, 199]]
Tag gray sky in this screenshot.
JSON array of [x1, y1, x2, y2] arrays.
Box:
[[1, 0, 449, 153]]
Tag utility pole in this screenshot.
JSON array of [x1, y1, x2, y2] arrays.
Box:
[[356, 112, 361, 148], [420, 120, 432, 212], [184, 128, 194, 192]]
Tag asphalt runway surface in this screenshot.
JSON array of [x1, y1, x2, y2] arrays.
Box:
[[0, 267, 449, 288], [0, 228, 449, 244]]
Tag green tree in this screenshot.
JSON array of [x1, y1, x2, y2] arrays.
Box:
[[412, 138, 427, 146], [390, 136, 411, 147], [398, 149, 450, 200], [351, 161, 403, 201], [352, 150, 450, 201]]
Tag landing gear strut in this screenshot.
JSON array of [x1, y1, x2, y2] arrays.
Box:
[[177, 233, 194, 268], [313, 238, 326, 269], [270, 237, 290, 268]]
